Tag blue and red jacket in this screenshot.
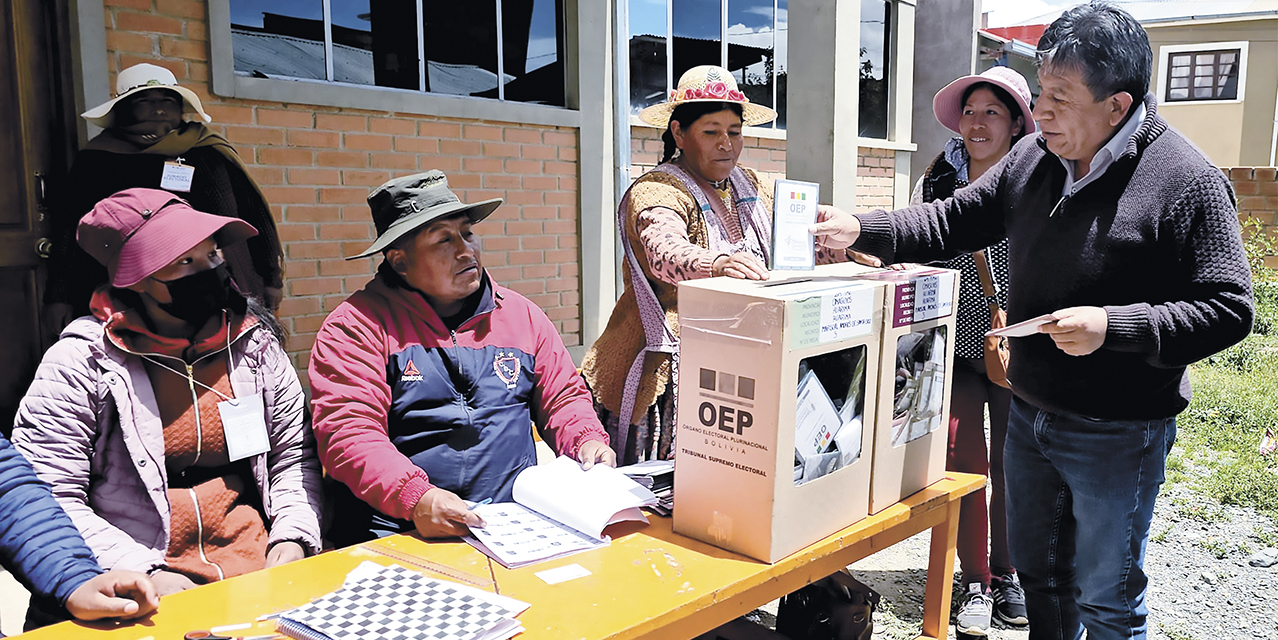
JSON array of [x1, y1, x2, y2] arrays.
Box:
[[310, 269, 608, 521]]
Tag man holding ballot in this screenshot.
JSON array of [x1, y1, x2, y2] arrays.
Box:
[[809, 4, 1252, 638]]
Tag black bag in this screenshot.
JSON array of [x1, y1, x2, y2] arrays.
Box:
[[775, 571, 881, 640]]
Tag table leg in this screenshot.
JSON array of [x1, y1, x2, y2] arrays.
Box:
[[918, 496, 961, 640]]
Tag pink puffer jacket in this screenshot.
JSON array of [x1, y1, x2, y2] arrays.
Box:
[[12, 316, 323, 573]]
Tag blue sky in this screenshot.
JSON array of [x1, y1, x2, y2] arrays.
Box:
[[981, 0, 1275, 27]]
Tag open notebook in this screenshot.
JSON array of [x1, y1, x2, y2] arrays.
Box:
[[463, 456, 658, 568], [276, 563, 529, 640]]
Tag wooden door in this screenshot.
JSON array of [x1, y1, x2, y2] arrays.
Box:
[[0, 0, 77, 435]]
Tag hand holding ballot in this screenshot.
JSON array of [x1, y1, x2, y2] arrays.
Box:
[[1038, 306, 1108, 356], [413, 487, 487, 538]]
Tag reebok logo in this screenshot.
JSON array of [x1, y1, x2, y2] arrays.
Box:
[[402, 359, 423, 382], [698, 368, 754, 435]]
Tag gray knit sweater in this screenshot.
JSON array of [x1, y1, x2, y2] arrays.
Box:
[[854, 96, 1253, 419]]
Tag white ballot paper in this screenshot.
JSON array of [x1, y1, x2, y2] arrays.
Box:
[[771, 179, 820, 271], [986, 313, 1059, 338]]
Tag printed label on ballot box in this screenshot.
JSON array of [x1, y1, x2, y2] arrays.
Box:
[[892, 272, 956, 327]]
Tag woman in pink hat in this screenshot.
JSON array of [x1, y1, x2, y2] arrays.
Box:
[[914, 65, 1034, 636], [43, 63, 284, 335], [12, 188, 321, 626]]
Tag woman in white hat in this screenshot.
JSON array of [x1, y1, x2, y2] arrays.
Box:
[[44, 63, 284, 331], [912, 64, 1034, 637], [581, 65, 859, 465]]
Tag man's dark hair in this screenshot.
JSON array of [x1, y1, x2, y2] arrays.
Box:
[[1036, 2, 1152, 103]]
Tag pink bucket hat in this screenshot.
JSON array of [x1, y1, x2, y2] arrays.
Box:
[[932, 66, 1036, 136], [77, 188, 257, 288]]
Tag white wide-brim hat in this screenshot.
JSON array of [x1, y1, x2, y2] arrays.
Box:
[[638, 65, 777, 128], [932, 65, 1036, 135], [82, 63, 212, 128]]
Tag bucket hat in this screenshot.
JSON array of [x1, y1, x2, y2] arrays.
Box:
[[77, 188, 257, 288], [638, 65, 777, 128], [932, 65, 1036, 135], [82, 63, 212, 128], [348, 171, 503, 260]]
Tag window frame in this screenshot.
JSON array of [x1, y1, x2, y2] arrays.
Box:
[[207, 0, 581, 127], [1156, 40, 1248, 106]]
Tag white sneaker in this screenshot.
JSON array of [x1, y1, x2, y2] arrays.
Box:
[[955, 582, 993, 636]]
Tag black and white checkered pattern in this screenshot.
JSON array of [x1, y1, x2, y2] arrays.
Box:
[[280, 564, 521, 640]]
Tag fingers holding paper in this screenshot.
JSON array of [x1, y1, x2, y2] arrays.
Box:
[[809, 205, 862, 250], [1040, 306, 1108, 356], [413, 487, 486, 538], [713, 252, 770, 280], [575, 439, 616, 470]]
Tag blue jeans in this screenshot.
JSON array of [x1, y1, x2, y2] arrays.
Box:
[[1005, 397, 1175, 640]]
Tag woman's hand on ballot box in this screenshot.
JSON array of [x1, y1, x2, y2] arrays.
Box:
[[413, 487, 487, 538]]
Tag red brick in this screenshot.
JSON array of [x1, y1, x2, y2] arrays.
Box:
[[544, 131, 576, 146], [558, 146, 577, 161], [395, 137, 438, 154], [560, 290, 580, 306], [484, 174, 521, 190], [545, 249, 577, 263], [288, 130, 340, 148], [187, 61, 209, 81], [258, 147, 314, 167], [508, 281, 546, 296], [370, 153, 416, 169], [277, 223, 317, 242], [290, 314, 328, 335], [1255, 168, 1277, 182], [520, 145, 557, 160], [464, 157, 502, 173], [505, 159, 542, 175], [277, 296, 321, 317], [521, 264, 557, 279], [319, 223, 374, 240], [526, 293, 557, 308], [545, 305, 577, 320], [504, 191, 541, 206], [246, 165, 284, 186], [342, 170, 392, 187], [420, 156, 462, 173], [107, 31, 154, 55], [486, 266, 521, 282], [287, 168, 341, 185], [344, 274, 373, 289], [106, 0, 152, 8], [186, 20, 207, 41], [225, 125, 284, 146], [483, 142, 520, 158], [521, 235, 557, 250], [544, 161, 575, 175], [1234, 180, 1260, 196], [284, 206, 341, 223], [505, 129, 542, 144], [522, 206, 557, 220], [463, 124, 504, 141], [419, 121, 462, 138], [319, 187, 367, 204], [506, 221, 543, 235], [317, 114, 369, 132], [440, 139, 482, 156], [156, 0, 203, 18], [345, 133, 393, 151], [482, 252, 508, 267], [261, 185, 318, 204], [546, 277, 577, 293], [559, 176, 578, 191], [483, 237, 521, 251], [290, 277, 344, 296], [319, 258, 374, 276], [544, 220, 576, 234], [117, 12, 183, 34], [288, 242, 343, 260], [1259, 180, 1278, 197], [370, 118, 416, 136], [546, 192, 575, 206], [1229, 167, 1254, 180], [259, 110, 314, 128], [159, 36, 205, 59], [205, 104, 253, 124], [317, 151, 368, 167], [448, 173, 482, 189]]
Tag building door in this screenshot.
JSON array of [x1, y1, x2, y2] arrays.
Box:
[[0, 0, 78, 435]]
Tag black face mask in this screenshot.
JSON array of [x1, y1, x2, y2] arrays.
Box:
[[154, 263, 241, 326]]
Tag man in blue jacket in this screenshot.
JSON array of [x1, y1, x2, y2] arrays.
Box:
[[0, 431, 158, 632]]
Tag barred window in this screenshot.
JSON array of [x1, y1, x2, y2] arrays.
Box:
[[228, 0, 566, 106], [1165, 48, 1239, 102]]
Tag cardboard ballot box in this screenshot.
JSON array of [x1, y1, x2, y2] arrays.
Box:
[[852, 266, 959, 514], [673, 262, 888, 563]]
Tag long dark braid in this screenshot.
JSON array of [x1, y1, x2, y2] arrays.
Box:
[[659, 102, 745, 164]]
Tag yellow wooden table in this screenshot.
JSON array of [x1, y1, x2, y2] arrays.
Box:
[[19, 472, 983, 640]]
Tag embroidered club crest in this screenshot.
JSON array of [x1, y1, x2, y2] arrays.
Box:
[[493, 351, 520, 390], [402, 359, 423, 381]]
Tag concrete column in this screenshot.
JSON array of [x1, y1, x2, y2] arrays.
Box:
[[909, 0, 979, 186], [785, 0, 861, 211], [573, 0, 616, 358]]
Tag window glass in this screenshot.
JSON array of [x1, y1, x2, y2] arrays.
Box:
[[728, 0, 775, 116], [859, 0, 891, 139], [422, 4, 499, 97], [506, 0, 565, 105], [229, 0, 326, 80], [775, 0, 787, 129], [1164, 49, 1240, 102], [672, 0, 722, 85], [629, 0, 668, 115]]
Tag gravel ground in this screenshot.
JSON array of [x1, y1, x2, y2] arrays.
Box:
[[837, 481, 1278, 640]]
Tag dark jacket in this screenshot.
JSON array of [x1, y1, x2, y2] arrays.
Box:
[[0, 432, 102, 610], [854, 96, 1253, 419]]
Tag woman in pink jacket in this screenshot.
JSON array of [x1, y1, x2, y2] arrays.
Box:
[[13, 188, 322, 625]]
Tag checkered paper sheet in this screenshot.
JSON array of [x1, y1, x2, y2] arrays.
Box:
[[278, 564, 529, 640]]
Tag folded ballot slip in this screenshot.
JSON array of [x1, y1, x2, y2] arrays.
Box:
[[985, 313, 1058, 338]]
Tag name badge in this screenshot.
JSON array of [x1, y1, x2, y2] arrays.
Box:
[[160, 160, 195, 192], [218, 394, 270, 462]]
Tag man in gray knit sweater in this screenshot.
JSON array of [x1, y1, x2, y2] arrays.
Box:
[[811, 4, 1253, 640]]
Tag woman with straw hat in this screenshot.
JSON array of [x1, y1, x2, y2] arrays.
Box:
[[44, 63, 284, 333], [581, 65, 859, 465]]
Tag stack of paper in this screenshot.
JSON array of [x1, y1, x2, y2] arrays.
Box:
[[618, 459, 674, 516], [277, 563, 529, 640]]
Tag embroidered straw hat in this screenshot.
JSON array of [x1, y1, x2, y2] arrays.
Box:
[[932, 65, 1036, 135], [638, 65, 777, 128], [82, 63, 212, 128], [348, 171, 503, 259]]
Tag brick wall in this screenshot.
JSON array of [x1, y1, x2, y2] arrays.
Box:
[[101, 0, 582, 380], [1224, 167, 1278, 269], [629, 126, 898, 211]]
